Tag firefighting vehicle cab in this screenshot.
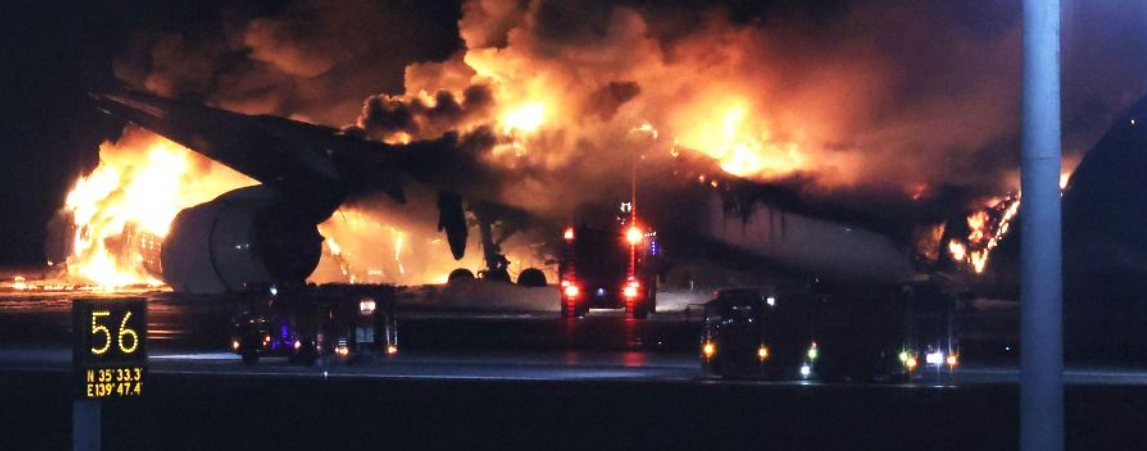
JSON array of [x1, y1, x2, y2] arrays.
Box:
[[558, 215, 659, 319]]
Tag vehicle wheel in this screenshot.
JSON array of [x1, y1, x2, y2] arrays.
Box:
[[348, 352, 373, 365], [447, 268, 474, 284], [816, 356, 847, 383], [714, 358, 738, 378], [630, 300, 650, 319], [518, 268, 547, 287], [290, 342, 319, 366], [482, 268, 512, 283], [849, 362, 878, 383]]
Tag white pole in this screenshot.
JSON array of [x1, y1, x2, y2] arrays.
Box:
[[1020, 0, 1064, 450]]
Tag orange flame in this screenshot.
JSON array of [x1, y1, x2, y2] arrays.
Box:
[[311, 207, 556, 286], [59, 127, 256, 288], [947, 193, 1021, 274], [671, 96, 805, 179]]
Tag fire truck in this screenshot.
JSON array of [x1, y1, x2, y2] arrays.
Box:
[[231, 284, 398, 365], [558, 216, 659, 319]]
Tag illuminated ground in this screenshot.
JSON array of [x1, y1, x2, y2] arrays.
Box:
[[2, 292, 1146, 450]]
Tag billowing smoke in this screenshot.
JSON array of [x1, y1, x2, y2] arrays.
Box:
[[110, 0, 1147, 281], [357, 84, 496, 141], [341, 0, 1147, 217], [113, 0, 461, 125]]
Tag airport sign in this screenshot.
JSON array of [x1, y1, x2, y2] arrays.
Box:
[[73, 298, 147, 399]]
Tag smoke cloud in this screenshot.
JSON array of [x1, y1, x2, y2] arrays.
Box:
[[112, 0, 1147, 275], [114, 0, 461, 124]]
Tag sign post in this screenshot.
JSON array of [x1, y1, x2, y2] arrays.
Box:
[[72, 298, 148, 451]]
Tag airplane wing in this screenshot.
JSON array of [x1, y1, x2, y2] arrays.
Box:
[[91, 89, 493, 260]]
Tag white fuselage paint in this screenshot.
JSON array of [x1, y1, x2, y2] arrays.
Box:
[[704, 193, 913, 285]]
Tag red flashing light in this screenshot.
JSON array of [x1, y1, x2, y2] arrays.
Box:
[[564, 227, 575, 240], [623, 280, 640, 298], [626, 226, 643, 245], [563, 284, 580, 298]]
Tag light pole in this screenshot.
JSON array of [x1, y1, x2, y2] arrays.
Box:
[[1020, 0, 1064, 450]]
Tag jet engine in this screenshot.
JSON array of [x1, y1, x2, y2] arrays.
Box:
[[161, 186, 324, 294]]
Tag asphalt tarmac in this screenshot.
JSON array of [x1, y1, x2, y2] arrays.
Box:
[[2, 291, 1146, 450]]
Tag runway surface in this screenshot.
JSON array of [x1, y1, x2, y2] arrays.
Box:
[[3, 291, 1147, 450], [0, 290, 1141, 387]]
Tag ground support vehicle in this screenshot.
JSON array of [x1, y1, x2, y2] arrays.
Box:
[[699, 289, 815, 379], [798, 278, 961, 383], [231, 284, 398, 365]]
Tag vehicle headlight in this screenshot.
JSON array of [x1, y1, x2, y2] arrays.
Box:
[[758, 345, 770, 359], [807, 343, 819, 360], [925, 351, 944, 366], [359, 298, 376, 316], [703, 342, 716, 357]]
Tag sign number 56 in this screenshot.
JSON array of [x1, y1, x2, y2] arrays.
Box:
[[90, 310, 140, 355], [73, 298, 147, 365]]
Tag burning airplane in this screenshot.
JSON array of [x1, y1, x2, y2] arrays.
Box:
[[27, 0, 1146, 345]]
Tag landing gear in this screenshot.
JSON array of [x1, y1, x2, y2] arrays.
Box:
[[288, 341, 319, 366], [626, 286, 657, 319], [447, 268, 475, 284], [561, 302, 588, 318], [561, 302, 576, 318], [517, 268, 547, 287], [628, 299, 650, 319]]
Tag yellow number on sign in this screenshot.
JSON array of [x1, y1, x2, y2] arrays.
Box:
[[91, 311, 111, 355], [118, 311, 139, 353]]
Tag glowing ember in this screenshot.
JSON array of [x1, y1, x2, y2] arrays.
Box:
[[59, 127, 256, 288]]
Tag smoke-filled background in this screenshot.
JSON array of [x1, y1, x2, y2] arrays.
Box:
[[2, 0, 1146, 268]]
